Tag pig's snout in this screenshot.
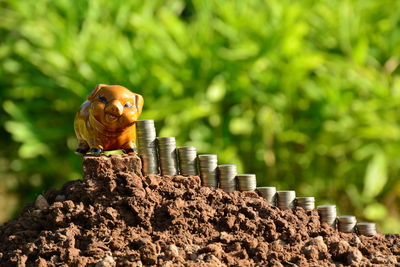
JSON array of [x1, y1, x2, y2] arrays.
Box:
[[105, 101, 124, 116]]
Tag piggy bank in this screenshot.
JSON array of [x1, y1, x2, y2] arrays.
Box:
[[74, 84, 144, 155]]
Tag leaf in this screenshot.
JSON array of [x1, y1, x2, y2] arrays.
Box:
[[363, 150, 387, 199], [364, 202, 388, 220], [206, 76, 226, 102]]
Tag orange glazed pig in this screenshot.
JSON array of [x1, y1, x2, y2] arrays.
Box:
[[74, 84, 144, 155]]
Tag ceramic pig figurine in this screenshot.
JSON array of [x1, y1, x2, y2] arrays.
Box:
[[74, 84, 144, 155]]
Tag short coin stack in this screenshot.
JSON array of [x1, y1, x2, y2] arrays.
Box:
[[198, 154, 218, 188], [356, 222, 377, 236], [236, 174, 257, 191], [136, 120, 159, 175], [257, 187, 276, 205], [157, 137, 178, 175], [337, 215, 357, 233], [295, 197, 315, 210], [177, 146, 198, 175], [317, 205, 337, 228], [218, 164, 237, 192], [277, 191, 296, 209]]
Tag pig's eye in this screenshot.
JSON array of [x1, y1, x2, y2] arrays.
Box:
[[124, 102, 133, 108], [99, 96, 107, 103]]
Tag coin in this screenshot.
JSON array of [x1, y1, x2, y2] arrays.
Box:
[[157, 137, 178, 175], [337, 215, 357, 233], [237, 174, 257, 191], [295, 197, 315, 210], [277, 191, 296, 209], [356, 222, 377, 236], [136, 120, 159, 175], [177, 146, 198, 175], [198, 154, 218, 188], [317, 205, 337, 228], [257, 187, 277, 206], [218, 164, 237, 192]]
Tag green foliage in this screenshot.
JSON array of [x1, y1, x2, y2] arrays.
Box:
[[1, 0, 400, 232]]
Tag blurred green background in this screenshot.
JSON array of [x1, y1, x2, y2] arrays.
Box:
[[1, 0, 400, 233]]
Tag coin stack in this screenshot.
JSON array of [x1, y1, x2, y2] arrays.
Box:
[[317, 205, 337, 228], [277, 191, 296, 209], [356, 222, 377, 236], [136, 120, 159, 175], [257, 187, 277, 205], [218, 164, 237, 192], [198, 154, 218, 188], [236, 174, 257, 191], [177, 146, 198, 175], [337, 215, 357, 233], [157, 137, 178, 175], [295, 197, 315, 210]]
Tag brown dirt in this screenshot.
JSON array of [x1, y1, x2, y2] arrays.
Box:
[[0, 154, 399, 266]]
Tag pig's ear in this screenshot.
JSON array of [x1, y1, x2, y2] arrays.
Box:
[[134, 93, 144, 115], [87, 84, 107, 101]]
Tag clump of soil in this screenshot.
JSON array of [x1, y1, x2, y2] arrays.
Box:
[[0, 155, 399, 266]]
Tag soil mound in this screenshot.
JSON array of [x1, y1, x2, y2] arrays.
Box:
[[0, 155, 399, 266]]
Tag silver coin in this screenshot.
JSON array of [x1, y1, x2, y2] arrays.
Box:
[[198, 154, 218, 188], [136, 120, 159, 175], [198, 154, 217, 160], [218, 164, 237, 192], [236, 174, 257, 191], [317, 205, 337, 228], [157, 137, 178, 175], [157, 137, 176, 144], [356, 222, 377, 236], [177, 146, 198, 175], [257, 187, 276, 206], [295, 197, 315, 210], [337, 215, 357, 233], [277, 191, 296, 209]]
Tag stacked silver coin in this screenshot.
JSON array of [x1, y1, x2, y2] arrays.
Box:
[[295, 197, 315, 210], [337, 215, 357, 233], [236, 174, 257, 191], [136, 120, 159, 175], [257, 187, 277, 205], [317, 205, 337, 228], [357, 222, 377, 236], [157, 137, 178, 175], [177, 146, 198, 175], [277, 191, 296, 209], [218, 164, 237, 192], [198, 154, 218, 188]]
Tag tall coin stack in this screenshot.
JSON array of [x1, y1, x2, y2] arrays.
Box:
[[136, 120, 159, 175], [356, 222, 377, 236], [277, 191, 296, 209], [237, 174, 257, 191], [257, 187, 277, 206], [198, 154, 218, 188], [337, 215, 357, 233], [218, 164, 237, 192], [157, 137, 178, 175], [177, 146, 198, 175], [317, 205, 337, 228], [295, 197, 315, 210]]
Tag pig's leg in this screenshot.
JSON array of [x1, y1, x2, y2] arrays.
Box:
[[75, 140, 90, 155], [88, 138, 104, 155], [122, 141, 137, 154]]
